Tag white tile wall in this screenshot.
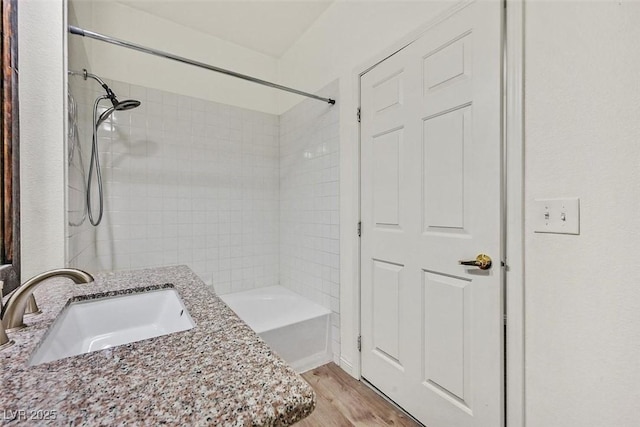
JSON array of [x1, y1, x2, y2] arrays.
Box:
[[279, 81, 340, 363], [67, 77, 98, 270], [67, 78, 280, 293]]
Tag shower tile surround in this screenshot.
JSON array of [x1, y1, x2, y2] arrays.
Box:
[[279, 81, 340, 363], [67, 77, 97, 270], [67, 78, 281, 293], [67, 79, 341, 362]]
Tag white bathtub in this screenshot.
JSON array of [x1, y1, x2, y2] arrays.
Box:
[[219, 286, 332, 373]]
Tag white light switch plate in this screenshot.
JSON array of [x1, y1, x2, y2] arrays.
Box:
[[534, 198, 580, 235]]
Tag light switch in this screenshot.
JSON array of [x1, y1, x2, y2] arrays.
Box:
[[534, 198, 580, 235]]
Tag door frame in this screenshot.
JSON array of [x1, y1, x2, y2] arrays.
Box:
[[345, 1, 525, 426]]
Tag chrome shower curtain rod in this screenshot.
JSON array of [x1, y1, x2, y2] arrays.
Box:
[[68, 25, 336, 105]]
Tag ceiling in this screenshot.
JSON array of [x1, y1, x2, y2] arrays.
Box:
[[115, 0, 333, 58]]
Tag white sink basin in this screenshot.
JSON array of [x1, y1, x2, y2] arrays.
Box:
[[29, 288, 195, 366]]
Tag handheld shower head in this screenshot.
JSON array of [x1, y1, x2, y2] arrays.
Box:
[[71, 69, 142, 124], [97, 99, 141, 125], [97, 97, 141, 125], [102, 86, 141, 112], [114, 99, 141, 111]]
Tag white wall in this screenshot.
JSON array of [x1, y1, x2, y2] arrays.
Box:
[[277, 0, 452, 113], [19, 0, 67, 279], [525, 2, 640, 426], [280, 80, 340, 363], [278, 0, 453, 374], [72, 0, 280, 115]]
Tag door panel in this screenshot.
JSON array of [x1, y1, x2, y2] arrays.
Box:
[[372, 130, 402, 226], [372, 260, 403, 364], [360, 2, 503, 426], [423, 106, 469, 230], [423, 271, 471, 403]]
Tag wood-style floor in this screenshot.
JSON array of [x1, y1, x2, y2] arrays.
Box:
[[297, 363, 420, 427]]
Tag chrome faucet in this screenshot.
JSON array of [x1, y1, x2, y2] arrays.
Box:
[[1, 268, 94, 331]]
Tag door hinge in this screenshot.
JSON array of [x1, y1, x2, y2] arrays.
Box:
[[357, 221, 362, 237], [503, 314, 507, 325], [357, 335, 362, 352], [357, 107, 361, 123]]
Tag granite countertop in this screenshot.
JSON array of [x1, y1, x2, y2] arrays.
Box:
[[0, 266, 315, 426]]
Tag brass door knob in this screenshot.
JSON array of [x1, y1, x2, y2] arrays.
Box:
[[459, 254, 492, 270]]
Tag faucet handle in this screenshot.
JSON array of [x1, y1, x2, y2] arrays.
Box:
[[0, 322, 12, 350], [24, 295, 42, 317], [0, 281, 14, 351]]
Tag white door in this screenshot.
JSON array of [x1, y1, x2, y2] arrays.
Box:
[[360, 2, 503, 426]]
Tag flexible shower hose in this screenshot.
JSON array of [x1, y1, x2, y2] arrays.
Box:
[[87, 95, 109, 226]]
